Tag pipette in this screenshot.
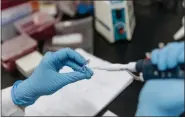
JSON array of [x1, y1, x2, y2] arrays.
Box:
[[92, 59, 184, 81]]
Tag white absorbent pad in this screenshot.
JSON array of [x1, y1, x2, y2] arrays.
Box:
[[25, 48, 134, 116], [15, 51, 43, 77]]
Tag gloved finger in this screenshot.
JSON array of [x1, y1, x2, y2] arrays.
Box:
[[177, 42, 184, 63], [54, 48, 87, 66], [166, 42, 183, 69], [151, 49, 160, 65], [66, 60, 84, 72], [178, 50, 184, 63], [65, 60, 94, 77], [41, 52, 54, 66], [136, 79, 185, 116], [60, 71, 92, 85], [82, 66, 94, 79], [43, 52, 53, 59], [157, 45, 169, 71]]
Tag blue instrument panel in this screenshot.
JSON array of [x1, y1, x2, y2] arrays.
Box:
[[112, 8, 126, 41]]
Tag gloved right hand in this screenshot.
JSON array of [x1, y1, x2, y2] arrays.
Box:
[[11, 48, 93, 106], [151, 41, 184, 71], [136, 42, 184, 116]]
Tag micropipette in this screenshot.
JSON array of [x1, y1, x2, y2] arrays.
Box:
[[92, 59, 184, 81]]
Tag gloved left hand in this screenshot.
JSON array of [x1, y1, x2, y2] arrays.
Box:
[[11, 48, 93, 106]]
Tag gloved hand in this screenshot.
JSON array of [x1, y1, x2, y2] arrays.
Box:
[[136, 79, 184, 116], [11, 48, 93, 106], [151, 41, 184, 71], [136, 42, 184, 116]]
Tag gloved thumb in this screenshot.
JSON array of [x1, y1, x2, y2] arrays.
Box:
[[59, 71, 91, 85]]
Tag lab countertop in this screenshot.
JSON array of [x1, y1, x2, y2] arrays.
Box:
[[1, 5, 184, 116]]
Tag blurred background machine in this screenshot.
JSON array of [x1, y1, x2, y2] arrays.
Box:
[[94, 0, 135, 43], [1, 0, 38, 42], [1, 34, 38, 72], [43, 17, 93, 54], [14, 12, 56, 41]]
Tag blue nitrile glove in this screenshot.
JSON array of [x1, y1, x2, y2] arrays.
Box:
[[136, 42, 184, 116], [11, 48, 93, 106], [151, 42, 184, 71], [136, 79, 184, 116]]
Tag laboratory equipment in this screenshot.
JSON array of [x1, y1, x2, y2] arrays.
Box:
[[52, 33, 83, 45], [15, 51, 43, 77], [14, 12, 56, 41], [43, 16, 93, 54], [57, 1, 93, 17], [174, 17, 184, 40], [136, 59, 184, 80], [93, 59, 184, 81], [1, 34, 37, 72], [2, 0, 27, 10], [39, 1, 57, 16], [94, 1, 135, 43], [1, 1, 35, 42]]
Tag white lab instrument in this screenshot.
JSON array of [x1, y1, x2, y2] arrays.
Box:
[[174, 17, 184, 40], [15, 51, 43, 77], [52, 33, 83, 45], [25, 49, 134, 116], [94, 1, 135, 43]]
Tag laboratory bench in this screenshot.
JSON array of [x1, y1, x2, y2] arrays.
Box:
[[1, 4, 184, 116]]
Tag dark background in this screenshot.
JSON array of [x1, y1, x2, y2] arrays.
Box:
[[2, 1, 185, 116]]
